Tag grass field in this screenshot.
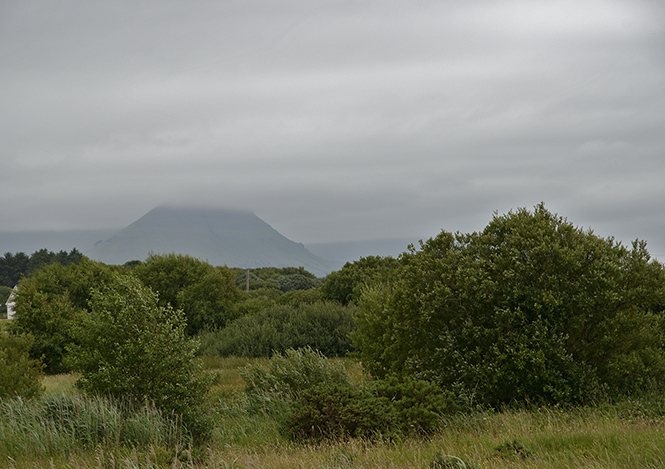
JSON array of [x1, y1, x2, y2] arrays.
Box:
[[3, 357, 665, 468]]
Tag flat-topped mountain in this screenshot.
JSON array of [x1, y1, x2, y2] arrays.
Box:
[[85, 206, 334, 276]]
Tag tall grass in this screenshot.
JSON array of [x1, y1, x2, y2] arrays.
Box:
[[0, 393, 186, 463], [5, 359, 665, 467], [200, 407, 665, 468]]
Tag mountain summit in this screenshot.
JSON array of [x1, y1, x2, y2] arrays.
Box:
[[85, 206, 334, 276]]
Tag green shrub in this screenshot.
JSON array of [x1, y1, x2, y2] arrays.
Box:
[[372, 376, 457, 434], [321, 255, 400, 305], [283, 376, 455, 441], [284, 383, 393, 441], [276, 274, 322, 292], [239, 347, 351, 413], [230, 296, 275, 317], [245, 286, 282, 300], [204, 302, 356, 358], [0, 332, 44, 400], [234, 267, 320, 293]]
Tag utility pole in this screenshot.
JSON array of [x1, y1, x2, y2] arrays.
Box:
[[246, 269, 250, 292]]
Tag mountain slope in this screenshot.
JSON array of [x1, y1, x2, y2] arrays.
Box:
[[85, 206, 334, 276]]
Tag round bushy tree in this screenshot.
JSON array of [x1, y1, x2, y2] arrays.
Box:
[[355, 204, 665, 406], [11, 259, 116, 373], [133, 253, 242, 335]]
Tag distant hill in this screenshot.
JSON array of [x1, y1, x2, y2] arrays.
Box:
[[85, 206, 335, 276], [0, 207, 422, 275]]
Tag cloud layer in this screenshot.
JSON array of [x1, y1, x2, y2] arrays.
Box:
[[2, 0, 664, 257]]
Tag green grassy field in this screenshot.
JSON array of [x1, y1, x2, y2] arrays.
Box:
[[3, 357, 665, 468]]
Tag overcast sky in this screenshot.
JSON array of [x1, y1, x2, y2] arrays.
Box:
[[2, 1, 664, 257]]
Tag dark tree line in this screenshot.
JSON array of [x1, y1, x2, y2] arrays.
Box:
[[0, 249, 84, 288]]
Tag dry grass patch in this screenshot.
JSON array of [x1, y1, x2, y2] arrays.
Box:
[[42, 372, 79, 395]]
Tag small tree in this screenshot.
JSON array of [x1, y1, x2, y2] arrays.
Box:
[[0, 332, 45, 400], [69, 275, 213, 440]]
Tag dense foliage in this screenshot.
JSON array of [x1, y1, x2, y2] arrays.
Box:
[[233, 266, 322, 293], [284, 383, 393, 441], [68, 275, 213, 441], [355, 204, 665, 406], [10, 259, 117, 373], [320, 255, 400, 305], [0, 332, 44, 400], [133, 253, 243, 335], [240, 347, 352, 405], [200, 302, 356, 358]]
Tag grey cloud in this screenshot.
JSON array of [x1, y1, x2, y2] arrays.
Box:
[[1, 0, 664, 260]]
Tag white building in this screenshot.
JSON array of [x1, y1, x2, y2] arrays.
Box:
[[5, 287, 17, 320]]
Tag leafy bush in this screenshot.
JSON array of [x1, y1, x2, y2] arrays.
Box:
[[0, 332, 44, 400], [283, 376, 456, 441], [68, 275, 214, 441], [233, 266, 320, 293], [202, 302, 356, 358], [372, 376, 457, 434], [230, 296, 275, 318], [284, 383, 393, 441], [239, 347, 351, 413], [240, 349, 454, 441], [355, 204, 665, 406], [245, 286, 282, 300]]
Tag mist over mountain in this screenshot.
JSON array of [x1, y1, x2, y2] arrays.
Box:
[[85, 206, 335, 276], [0, 206, 419, 275]]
